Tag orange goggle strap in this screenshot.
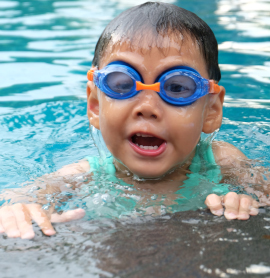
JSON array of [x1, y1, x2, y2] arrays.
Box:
[[87, 69, 95, 81], [209, 80, 221, 94]]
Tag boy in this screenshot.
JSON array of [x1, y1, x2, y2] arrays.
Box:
[[0, 2, 265, 239]]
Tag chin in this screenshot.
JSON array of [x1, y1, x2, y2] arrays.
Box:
[[129, 167, 169, 180]]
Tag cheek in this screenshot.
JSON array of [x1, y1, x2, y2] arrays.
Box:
[[99, 95, 119, 129], [174, 121, 202, 144], [98, 96, 128, 152], [100, 109, 126, 135], [99, 94, 134, 131], [169, 103, 206, 146], [99, 114, 117, 154], [99, 107, 118, 145]]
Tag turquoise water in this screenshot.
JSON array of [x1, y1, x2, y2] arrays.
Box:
[[0, 0, 270, 276]]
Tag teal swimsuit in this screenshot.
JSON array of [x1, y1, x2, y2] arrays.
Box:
[[85, 141, 229, 214]]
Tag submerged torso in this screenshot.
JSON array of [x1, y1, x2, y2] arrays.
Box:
[[82, 141, 230, 218]]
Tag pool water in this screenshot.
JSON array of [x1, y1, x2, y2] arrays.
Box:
[[0, 0, 270, 277]]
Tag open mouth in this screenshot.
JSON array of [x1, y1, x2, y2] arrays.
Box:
[[131, 133, 165, 149], [129, 133, 167, 156]]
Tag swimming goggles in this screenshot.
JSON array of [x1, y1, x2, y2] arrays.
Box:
[[87, 61, 221, 106]]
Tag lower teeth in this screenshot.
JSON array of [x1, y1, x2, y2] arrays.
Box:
[[135, 143, 158, 150]]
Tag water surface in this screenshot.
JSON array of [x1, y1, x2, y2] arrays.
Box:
[[0, 0, 270, 277]]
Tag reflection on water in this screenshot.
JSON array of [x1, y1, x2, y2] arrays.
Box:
[[0, 0, 270, 277], [0, 209, 270, 277], [215, 0, 270, 164], [216, 0, 270, 38], [216, 0, 270, 108]]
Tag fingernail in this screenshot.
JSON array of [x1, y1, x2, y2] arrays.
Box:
[[224, 212, 237, 219], [212, 209, 224, 216], [75, 209, 86, 217], [250, 208, 259, 215], [21, 232, 35, 239], [238, 213, 249, 220], [8, 231, 20, 238], [44, 229, 56, 236]]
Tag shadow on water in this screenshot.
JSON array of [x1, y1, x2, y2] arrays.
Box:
[[0, 208, 270, 278]]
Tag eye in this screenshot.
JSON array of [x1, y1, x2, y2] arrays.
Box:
[[106, 72, 134, 94], [164, 75, 196, 98]]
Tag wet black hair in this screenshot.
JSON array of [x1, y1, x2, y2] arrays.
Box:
[[92, 2, 221, 81]]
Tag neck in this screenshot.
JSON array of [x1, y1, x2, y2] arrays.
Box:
[[113, 149, 196, 194]]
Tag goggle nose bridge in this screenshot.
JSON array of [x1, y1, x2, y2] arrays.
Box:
[[135, 81, 161, 92]]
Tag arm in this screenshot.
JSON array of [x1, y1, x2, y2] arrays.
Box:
[[0, 160, 90, 239]]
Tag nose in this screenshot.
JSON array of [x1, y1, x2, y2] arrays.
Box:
[[132, 90, 163, 120]]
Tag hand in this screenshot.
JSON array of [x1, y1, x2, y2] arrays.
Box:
[[0, 203, 85, 239], [205, 192, 259, 220]]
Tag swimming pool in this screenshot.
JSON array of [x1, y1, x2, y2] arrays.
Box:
[[0, 0, 270, 276]]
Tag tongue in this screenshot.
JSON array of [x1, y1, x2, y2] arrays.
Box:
[[132, 135, 164, 147]]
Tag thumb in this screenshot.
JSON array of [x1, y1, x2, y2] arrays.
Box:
[[51, 208, 85, 223]]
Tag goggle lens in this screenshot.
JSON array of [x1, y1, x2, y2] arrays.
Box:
[[106, 71, 197, 99], [163, 75, 196, 99], [106, 72, 134, 94]]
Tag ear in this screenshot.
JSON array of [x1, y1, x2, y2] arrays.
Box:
[[202, 86, 225, 134], [86, 79, 100, 130]]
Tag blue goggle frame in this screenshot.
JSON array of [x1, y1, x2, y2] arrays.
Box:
[[87, 61, 220, 106]]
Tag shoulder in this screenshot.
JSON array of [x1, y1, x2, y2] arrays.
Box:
[[211, 141, 248, 166], [54, 159, 90, 176]]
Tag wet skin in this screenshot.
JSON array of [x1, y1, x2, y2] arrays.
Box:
[[0, 31, 263, 241], [0, 37, 259, 240], [86, 35, 259, 222], [87, 36, 222, 179]]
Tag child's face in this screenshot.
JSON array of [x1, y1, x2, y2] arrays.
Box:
[[87, 36, 224, 178]]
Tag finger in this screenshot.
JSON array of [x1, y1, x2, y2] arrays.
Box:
[[205, 194, 224, 216], [224, 192, 239, 220], [1, 207, 20, 238], [11, 204, 35, 239], [250, 199, 259, 216], [237, 196, 252, 220], [27, 204, 56, 236], [51, 208, 85, 223]]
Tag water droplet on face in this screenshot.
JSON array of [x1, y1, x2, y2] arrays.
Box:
[[42, 204, 50, 210], [45, 194, 52, 201], [75, 175, 84, 181], [28, 185, 38, 193]]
